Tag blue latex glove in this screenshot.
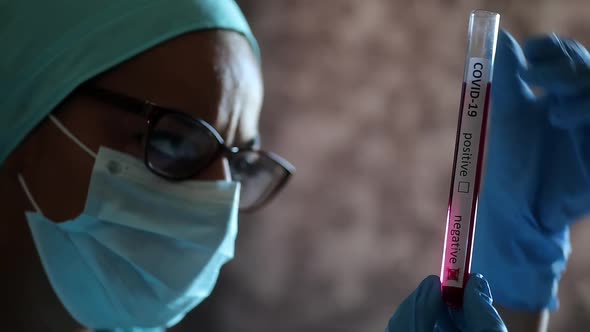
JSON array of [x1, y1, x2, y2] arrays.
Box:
[[386, 274, 507, 332], [473, 30, 590, 311]]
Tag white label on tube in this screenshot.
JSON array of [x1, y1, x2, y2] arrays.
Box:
[[443, 57, 490, 288]]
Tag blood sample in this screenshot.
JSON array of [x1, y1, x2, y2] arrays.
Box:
[[440, 10, 500, 308]]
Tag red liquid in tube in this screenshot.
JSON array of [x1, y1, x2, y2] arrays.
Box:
[[440, 76, 492, 308]]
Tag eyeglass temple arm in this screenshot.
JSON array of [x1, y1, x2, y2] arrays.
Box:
[[79, 83, 272, 154], [78, 84, 155, 117]]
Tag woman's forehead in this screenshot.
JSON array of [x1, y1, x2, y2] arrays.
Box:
[[91, 30, 263, 147]]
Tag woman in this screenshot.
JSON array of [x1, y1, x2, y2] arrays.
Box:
[[0, 1, 293, 331]]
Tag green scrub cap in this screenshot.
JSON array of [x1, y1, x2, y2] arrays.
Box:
[[0, 0, 259, 165]]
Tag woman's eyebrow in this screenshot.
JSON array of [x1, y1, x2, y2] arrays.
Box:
[[80, 84, 262, 150]]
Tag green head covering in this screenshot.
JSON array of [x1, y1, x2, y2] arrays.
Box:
[[0, 0, 259, 165]]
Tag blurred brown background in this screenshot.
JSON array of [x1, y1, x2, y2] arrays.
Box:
[[172, 1, 590, 331]]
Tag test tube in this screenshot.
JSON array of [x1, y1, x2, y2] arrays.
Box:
[[440, 10, 500, 308]]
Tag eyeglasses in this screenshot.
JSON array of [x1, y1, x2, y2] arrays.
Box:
[[77, 84, 294, 212]]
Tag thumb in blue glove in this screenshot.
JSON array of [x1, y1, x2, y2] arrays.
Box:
[[462, 275, 506, 331], [386, 275, 507, 332], [435, 274, 507, 332]]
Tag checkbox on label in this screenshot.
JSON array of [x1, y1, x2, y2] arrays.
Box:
[[458, 181, 470, 193], [447, 268, 460, 282]]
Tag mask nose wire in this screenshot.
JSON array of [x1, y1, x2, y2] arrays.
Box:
[[17, 114, 98, 214]]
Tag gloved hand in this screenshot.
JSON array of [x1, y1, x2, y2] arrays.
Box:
[[386, 274, 507, 332], [472, 30, 590, 311]]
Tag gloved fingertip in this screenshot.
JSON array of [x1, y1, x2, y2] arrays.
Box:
[[523, 33, 564, 63], [497, 29, 514, 42], [494, 29, 527, 79], [463, 274, 508, 332], [423, 275, 442, 288], [497, 29, 520, 51], [418, 275, 445, 310], [466, 273, 492, 304], [471, 274, 491, 291]]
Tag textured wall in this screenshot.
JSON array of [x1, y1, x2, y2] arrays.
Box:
[[172, 1, 590, 331]]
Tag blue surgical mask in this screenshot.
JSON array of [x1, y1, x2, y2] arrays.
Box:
[[18, 116, 240, 329]]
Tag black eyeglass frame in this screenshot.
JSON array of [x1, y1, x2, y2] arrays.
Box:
[[77, 84, 294, 212]]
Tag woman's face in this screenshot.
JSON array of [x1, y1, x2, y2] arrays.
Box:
[[15, 30, 263, 222], [0, 29, 262, 331]]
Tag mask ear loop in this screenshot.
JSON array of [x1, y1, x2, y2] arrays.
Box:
[[17, 114, 97, 214], [48, 115, 97, 159], [17, 173, 43, 214]]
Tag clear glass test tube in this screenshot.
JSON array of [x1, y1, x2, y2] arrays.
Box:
[[440, 10, 500, 308]]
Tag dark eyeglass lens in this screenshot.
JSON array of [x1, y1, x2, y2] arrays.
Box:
[[147, 113, 220, 178], [229, 151, 287, 209]]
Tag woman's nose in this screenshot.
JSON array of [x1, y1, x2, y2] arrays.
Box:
[[194, 156, 231, 181]]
